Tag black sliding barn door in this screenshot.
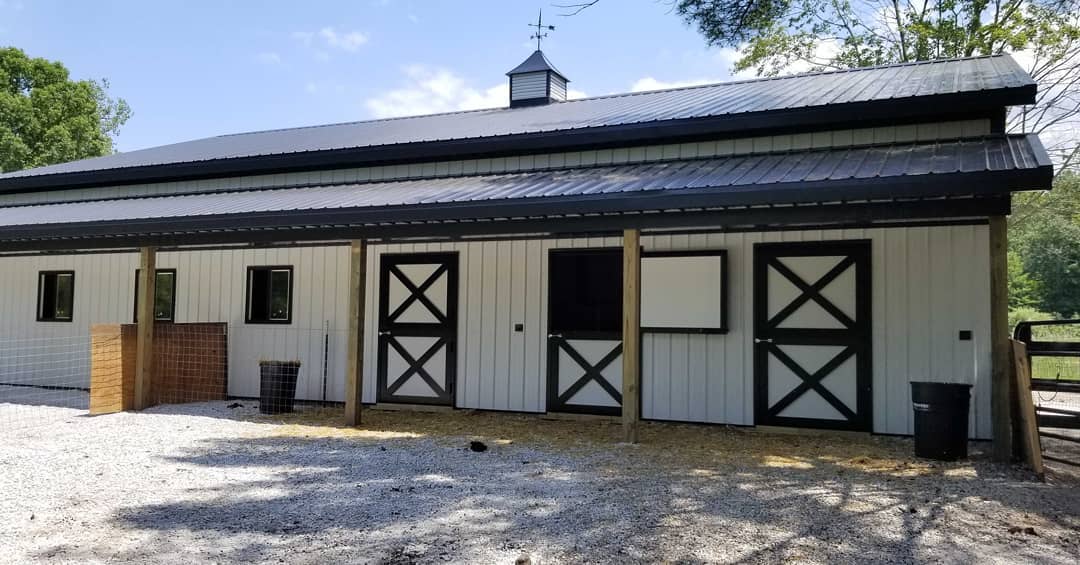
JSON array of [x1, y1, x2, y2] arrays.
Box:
[[377, 253, 458, 406], [754, 241, 872, 431], [546, 249, 624, 416]]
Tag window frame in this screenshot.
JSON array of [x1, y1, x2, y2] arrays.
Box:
[[640, 249, 729, 335], [133, 268, 177, 323], [36, 270, 76, 323], [245, 265, 294, 325]]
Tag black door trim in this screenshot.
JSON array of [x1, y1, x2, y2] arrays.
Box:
[[753, 240, 872, 431], [376, 252, 458, 406]]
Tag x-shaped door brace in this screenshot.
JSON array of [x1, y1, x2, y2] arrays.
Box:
[[767, 256, 856, 330], [387, 264, 448, 325], [386, 336, 448, 397], [766, 344, 857, 421], [555, 339, 623, 405]]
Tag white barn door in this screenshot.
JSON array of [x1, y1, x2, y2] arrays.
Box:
[[376, 253, 458, 406], [753, 241, 871, 431]]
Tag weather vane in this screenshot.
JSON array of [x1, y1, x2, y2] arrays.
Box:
[[528, 9, 555, 51]]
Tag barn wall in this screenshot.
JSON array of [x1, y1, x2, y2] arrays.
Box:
[[0, 246, 351, 400], [0, 224, 992, 438]]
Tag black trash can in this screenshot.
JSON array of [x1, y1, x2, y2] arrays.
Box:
[[259, 361, 301, 414], [911, 381, 972, 461]]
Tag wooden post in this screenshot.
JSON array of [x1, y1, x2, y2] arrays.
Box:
[[1010, 340, 1044, 479], [345, 239, 367, 426], [134, 246, 156, 410], [989, 216, 1013, 461], [622, 229, 641, 443]]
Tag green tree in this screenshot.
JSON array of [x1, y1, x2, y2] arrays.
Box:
[[1008, 250, 1041, 309], [1021, 215, 1080, 317], [0, 47, 131, 173], [679, 0, 1080, 172]]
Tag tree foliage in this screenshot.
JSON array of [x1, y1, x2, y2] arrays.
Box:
[[0, 47, 131, 173], [1017, 213, 1080, 317], [670, 0, 1080, 172]]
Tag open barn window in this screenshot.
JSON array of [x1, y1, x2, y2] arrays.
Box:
[[246, 266, 293, 324], [133, 269, 177, 322], [37, 271, 75, 322], [548, 249, 622, 335], [640, 250, 728, 334]]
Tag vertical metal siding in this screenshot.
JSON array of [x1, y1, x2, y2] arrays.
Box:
[[0, 225, 992, 437]]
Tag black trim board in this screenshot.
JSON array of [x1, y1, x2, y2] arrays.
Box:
[[0, 88, 1030, 194], [0, 197, 1011, 252], [0, 217, 993, 257]]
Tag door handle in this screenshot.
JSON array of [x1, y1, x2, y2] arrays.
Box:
[[548, 333, 563, 339], [754, 338, 774, 344], [378, 330, 392, 336]]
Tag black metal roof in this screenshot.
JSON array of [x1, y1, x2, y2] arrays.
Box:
[[0, 55, 1035, 193], [0, 135, 1051, 250], [506, 50, 567, 78]]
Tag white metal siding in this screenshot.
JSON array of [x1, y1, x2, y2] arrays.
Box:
[[0, 120, 992, 207], [637, 226, 992, 439], [510, 71, 549, 101], [0, 225, 992, 437]]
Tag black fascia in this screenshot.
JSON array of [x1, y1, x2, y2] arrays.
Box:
[[0, 84, 1035, 194], [0, 197, 1011, 252]]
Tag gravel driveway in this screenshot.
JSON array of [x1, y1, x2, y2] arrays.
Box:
[[1, 401, 1078, 564]]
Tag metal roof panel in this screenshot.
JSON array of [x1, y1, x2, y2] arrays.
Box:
[[0, 55, 1035, 185]]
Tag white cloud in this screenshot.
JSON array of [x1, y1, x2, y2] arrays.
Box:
[[630, 77, 723, 92], [256, 52, 281, 65], [318, 27, 368, 51], [366, 66, 586, 119], [292, 27, 369, 55]]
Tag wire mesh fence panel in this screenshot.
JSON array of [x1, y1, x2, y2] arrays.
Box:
[[0, 333, 91, 430], [225, 324, 348, 412], [150, 323, 230, 407]]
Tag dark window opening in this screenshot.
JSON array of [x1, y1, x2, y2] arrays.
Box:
[[549, 250, 622, 333], [134, 269, 177, 322], [37, 271, 75, 322], [247, 266, 293, 324]]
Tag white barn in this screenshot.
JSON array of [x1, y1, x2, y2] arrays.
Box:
[[0, 52, 1052, 443]]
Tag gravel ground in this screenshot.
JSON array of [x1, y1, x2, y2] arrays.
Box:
[[1, 401, 1078, 564]]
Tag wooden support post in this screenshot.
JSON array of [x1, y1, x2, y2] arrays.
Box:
[[1010, 340, 1044, 479], [345, 239, 367, 426], [134, 246, 156, 410], [622, 229, 641, 443], [989, 216, 1013, 461]]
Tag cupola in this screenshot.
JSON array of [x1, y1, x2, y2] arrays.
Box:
[[506, 50, 569, 108]]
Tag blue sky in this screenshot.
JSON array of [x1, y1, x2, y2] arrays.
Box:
[[0, 0, 741, 152]]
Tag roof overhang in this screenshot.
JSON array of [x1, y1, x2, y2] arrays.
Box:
[[0, 135, 1051, 252]]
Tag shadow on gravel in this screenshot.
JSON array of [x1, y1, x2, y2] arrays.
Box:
[[79, 427, 1078, 564]]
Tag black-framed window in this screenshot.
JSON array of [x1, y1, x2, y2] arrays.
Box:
[[133, 269, 177, 322], [246, 266, 293, 324], [37, 271, 75, 322]]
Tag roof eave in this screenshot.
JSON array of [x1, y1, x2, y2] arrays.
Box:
[[0, 163, 1049, 251], [0, 84, 1037, 195]]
